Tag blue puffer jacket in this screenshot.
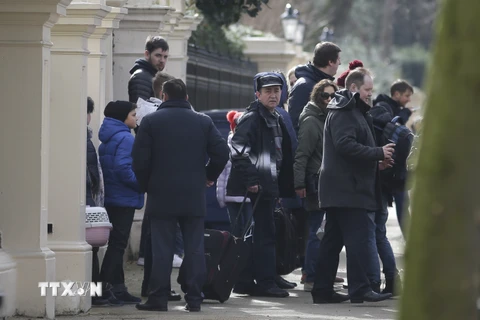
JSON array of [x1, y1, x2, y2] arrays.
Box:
[[98, 117, 144, 209]]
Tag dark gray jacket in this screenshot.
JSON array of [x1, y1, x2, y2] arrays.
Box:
[[319, 89, 384, 211], [132, 99, 229, 217]]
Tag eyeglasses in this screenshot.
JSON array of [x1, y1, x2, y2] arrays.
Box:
[[320, 92, 336, 99]]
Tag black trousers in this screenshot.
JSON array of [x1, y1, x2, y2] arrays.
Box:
[[149, 216, 206, 307], [238, 196, 277, 290], [141, 214, 153, 292], [311, 207, 375, 299], [100, 206, 135, 290], [92, 247, 100, 283]]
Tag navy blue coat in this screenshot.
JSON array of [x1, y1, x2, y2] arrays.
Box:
[[288, 63, 334, 132], [98, 117, 144, 209], [132, 99, 229, 218]]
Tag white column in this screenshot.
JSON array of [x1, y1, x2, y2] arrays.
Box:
[[112, 1, 174, 101], [49, 1, 109, 314], [0, 0, 72, 318], [165, 15, 201, 81], [88, 4, 127, 148]]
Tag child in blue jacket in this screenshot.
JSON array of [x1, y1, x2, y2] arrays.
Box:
[[98, 100, 144, 304]]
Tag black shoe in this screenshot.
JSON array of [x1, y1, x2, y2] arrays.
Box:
[[351, 290, 393, 303], [169, 290, 182, 301], [91, 297, 110, 306], [185, 304, 201, 312], [114, 290, 142, 304], [252, 286, 289, 298], [101, 289, 124, 306], [275, 275, 297, 289], [382, 274, 402, 296], [313, 292, 350, 304], [136, 299, 167, 312]]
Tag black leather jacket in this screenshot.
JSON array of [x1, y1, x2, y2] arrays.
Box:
[[226, 101, 295, 199]]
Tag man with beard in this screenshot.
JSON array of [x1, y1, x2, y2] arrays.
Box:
[[128, 36, 169, 103], [311, 68, 394, 304], [288, 42, 341, 133]]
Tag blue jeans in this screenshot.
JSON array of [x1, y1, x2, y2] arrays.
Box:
[[226, 202, 253, 237], [369, 194, 397, 283], [393, 190, 409, 239], [304, 210, 325, 283]]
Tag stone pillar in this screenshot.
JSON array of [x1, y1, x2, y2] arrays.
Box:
[[49, 1, 109, 314], [165, 15, 201, 81], [0, 0, 72, 318], [105, 0, 128, 106], [112, 0, 174, 102], [88, 3, 127, 147]]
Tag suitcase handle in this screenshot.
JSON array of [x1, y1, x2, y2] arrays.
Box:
[[231, 186, 262, 240], [239, 185, 263, 240]]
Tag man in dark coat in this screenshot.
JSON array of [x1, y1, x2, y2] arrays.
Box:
[[367, 79, 414, 294], [132, 79, 229, 312], [370, 79, 414, 239], [128, 36, 169, 103], [227, 74, 295, 298], [288, 42, 341, 133], [311, 68, 395, 304]]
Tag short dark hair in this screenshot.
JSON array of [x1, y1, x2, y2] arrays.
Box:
[[310, 79, 338, 106], [345, 68, 372, 90], [162, 79, 187, 100], [145, 36, 169, 53], [390, 79, 414, 96], [87, 96, 94, 114], [153, 71, 175, 98], [313, 42, 341, 68]]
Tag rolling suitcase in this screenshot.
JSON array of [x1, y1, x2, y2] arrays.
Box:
[[178, 189, 262, 303], [274, 205, 298, 275]]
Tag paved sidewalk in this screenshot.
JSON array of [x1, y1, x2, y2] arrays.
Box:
[[9, 207, 405, 320]]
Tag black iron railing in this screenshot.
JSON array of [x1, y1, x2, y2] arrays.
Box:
[[186, 45, 258, 111]]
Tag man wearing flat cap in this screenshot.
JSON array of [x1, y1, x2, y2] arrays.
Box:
[[226, 73, 295, 298]]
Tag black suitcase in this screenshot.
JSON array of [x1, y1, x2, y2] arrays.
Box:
[[274, 206, 298, 275], [178, 189, 262, 303]]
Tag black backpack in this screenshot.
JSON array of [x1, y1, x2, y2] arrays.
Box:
[[374, 116, 414, 190]]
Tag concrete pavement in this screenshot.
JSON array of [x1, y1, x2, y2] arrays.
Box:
[[8, 207, 405, 320]]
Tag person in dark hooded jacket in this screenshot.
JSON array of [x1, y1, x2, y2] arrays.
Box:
[[288, 42, 341, 133], [312, 68, 394, 304], [128, 36, 169, 103]]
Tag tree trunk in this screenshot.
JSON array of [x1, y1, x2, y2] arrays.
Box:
[[399, 0, 480, 319]]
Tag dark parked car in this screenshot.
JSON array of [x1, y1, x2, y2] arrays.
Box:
[[202, 109, 243, 231]]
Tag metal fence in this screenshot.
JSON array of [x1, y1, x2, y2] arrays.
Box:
[[186, 45, 258, 111]]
